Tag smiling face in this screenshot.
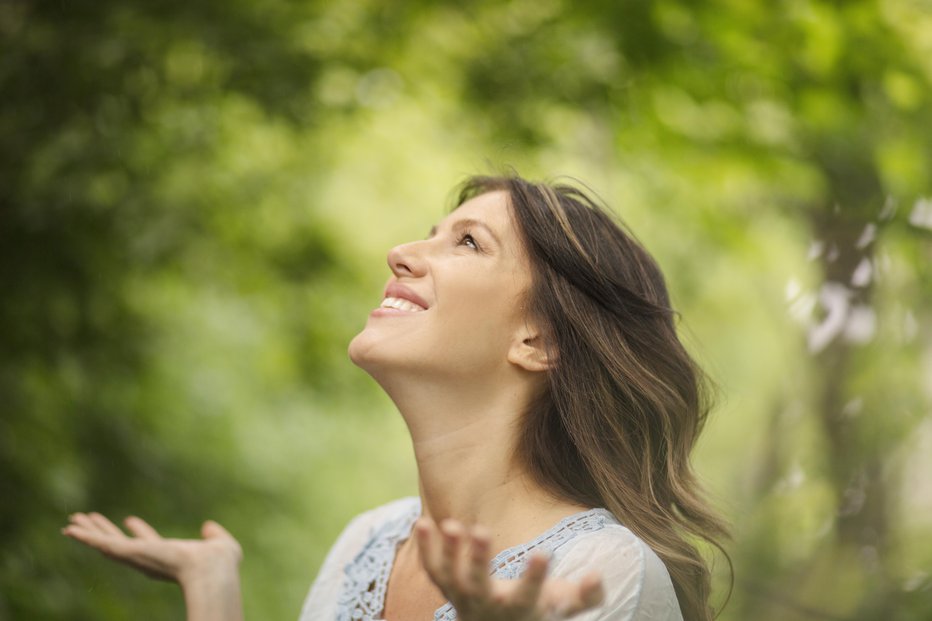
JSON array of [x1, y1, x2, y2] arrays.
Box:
[[348, 190, 537, 384]]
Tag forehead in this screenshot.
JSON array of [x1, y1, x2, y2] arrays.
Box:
[[443, 190, 512, 232]]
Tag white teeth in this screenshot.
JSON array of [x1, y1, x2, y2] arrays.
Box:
[[380, 296, 426, 312]]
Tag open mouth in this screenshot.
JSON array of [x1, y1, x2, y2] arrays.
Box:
[[379, 296, 427, 312]]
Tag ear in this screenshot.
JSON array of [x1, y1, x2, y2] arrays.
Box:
[[507, 323, 554, 373]]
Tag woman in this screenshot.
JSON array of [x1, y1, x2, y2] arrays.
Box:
[[64, 174, 729, 621]]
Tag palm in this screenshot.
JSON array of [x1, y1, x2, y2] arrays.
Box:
[[415, 518, 604, 621], [467, 573, 603, 620]]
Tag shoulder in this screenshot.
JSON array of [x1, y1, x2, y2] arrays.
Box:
[[335, 496, 421, 544], [550, 517, 683, 621]]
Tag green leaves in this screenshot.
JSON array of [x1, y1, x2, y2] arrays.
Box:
[[3, 0, 931, 619]]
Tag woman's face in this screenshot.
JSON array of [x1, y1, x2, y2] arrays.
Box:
[[348, 190, 535, 382]]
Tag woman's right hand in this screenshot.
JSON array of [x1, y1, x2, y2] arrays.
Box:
[[63, 513, 244, 621], [63, 512, 242, 584]]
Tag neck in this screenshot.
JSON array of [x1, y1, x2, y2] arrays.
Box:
[[376, 368, 588, 548]]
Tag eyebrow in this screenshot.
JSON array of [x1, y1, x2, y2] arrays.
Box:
[[428, 218, 502, 247]]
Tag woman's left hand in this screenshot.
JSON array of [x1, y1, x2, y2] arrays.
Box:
[[415, 517, 604, 621]]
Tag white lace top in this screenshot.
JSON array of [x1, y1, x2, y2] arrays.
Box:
[[298, 497, 682, 621]]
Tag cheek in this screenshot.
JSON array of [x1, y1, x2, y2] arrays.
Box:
[[436, 285, 524, 346]]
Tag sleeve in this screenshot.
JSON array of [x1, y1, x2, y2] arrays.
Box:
[[548, 526, 683, 621], [297, 498, 418, 621]]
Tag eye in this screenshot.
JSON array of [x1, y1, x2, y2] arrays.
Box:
[[457, 230, 481, 251]]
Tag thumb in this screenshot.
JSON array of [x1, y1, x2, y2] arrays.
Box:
[[201, 519, 235, 541]]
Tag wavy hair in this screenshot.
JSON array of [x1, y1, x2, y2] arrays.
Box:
[[456, 174, 731, 621]]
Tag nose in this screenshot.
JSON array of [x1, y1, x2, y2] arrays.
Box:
[[387, 240, 428, 278]]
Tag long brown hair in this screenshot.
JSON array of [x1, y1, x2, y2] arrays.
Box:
[[457, 174, 731, 621]]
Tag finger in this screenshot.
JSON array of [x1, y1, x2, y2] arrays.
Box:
[[439, 520, 465, 590], [201, 519, 233, 541], [512, 552, 549, 609], [124, 516, 161, 540], [578, 572, 605, 609], [63, 526, 173, 580], [415, 518, 444, 583], [466, 526, 492, 598], [63, 524, 134, 558], [71, 512, 118, 537], [89, 513, 126, 538], [69, 513, 100, 532], [559, 571, 605, 616]]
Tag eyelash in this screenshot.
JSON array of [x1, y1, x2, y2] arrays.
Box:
[[457, 230, 482, 252]]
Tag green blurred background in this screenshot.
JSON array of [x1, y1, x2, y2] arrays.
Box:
[[2, 0, 931, 619]]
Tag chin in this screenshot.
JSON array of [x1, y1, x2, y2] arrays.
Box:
[[348, 330, 432, 386], [347, 329, 395, 376], [347, 331, 372, 369]]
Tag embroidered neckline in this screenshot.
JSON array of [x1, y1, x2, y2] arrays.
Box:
[[335, 498, 616, 621]]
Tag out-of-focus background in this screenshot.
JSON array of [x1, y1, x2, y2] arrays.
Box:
[[2, 1, 931, 619]]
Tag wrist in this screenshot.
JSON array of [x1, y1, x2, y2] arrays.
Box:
[[179, 563, 240, 591], [180, 566, 243, 621]]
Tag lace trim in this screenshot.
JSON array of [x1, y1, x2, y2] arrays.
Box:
[[336, 501, 421, 621], [336, 498, 616, 621]]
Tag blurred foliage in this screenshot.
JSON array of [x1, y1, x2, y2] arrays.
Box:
[[2, 0, 931, 619]]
